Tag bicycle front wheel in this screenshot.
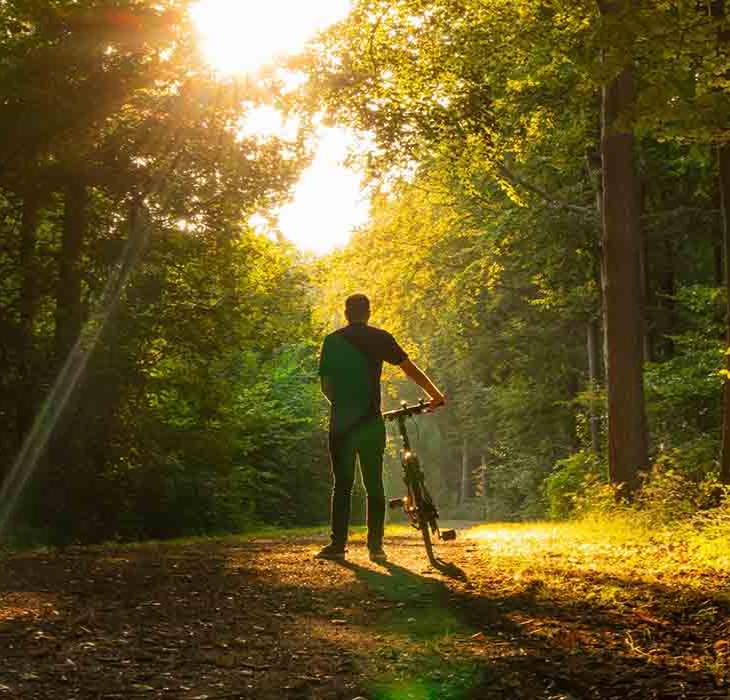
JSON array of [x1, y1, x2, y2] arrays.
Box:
[[412, 481, 437, 565], [418, 509, 436, 565]]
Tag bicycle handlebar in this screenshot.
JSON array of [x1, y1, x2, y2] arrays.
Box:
[[382, 399, 433, 421]]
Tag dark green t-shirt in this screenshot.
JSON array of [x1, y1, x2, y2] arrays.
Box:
[[318, 322, 408, 436]]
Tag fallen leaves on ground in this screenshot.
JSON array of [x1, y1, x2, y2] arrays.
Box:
[[0, 523, 728, 699]]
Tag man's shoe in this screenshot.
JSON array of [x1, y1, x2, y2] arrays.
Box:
[[315, 543, 346, 560], [368, 547, 387, 563]]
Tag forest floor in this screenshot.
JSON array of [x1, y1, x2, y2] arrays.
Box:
[[1, 521, 729, 700]]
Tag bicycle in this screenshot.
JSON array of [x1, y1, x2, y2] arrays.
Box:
[[383, 399, 456, 567]]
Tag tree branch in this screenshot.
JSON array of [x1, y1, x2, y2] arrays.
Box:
[[494, 162, 595, 215]]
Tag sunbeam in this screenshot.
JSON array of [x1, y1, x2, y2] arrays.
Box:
[[0, 205, 151, 535]]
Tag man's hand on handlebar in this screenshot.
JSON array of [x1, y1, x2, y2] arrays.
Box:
[[399, 359, 445, 409]]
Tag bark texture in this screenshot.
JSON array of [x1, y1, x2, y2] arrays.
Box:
[[600, 47, 649, 489]]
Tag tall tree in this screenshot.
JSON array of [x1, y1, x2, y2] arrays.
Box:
[[711, 0, 730, 484], [16, 187, 43, 445], [598, 0, 648, 489], [718, 139, 730, 483], [54, 182, 88, 361]]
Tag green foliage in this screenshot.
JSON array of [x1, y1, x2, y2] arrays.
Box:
[[544, 450, 604, 520], [306, 0, 729, 525], [0, 0, 327, 544], [635, 468, 721, 524], [3, 0, 730, 544], [691, 485, 730, 551], [11, 229, 329, 542], [644, 285, 724, 484]]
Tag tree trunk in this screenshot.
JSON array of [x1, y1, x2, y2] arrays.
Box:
[[718, 145, 730, 484], [479, 454, 487, 520], [17, 190, 41, 447], [712, 1, 730, 485], [54, 182, 88, 362], [714, 215, 724, 288], [587, 319, 602, 456], [460, 437, 470, 504], [640, 223, 652, 363], [587, 141, 609, 387], [654, 236, 676, 361], [47, 181, 88, 517], [599, 16, 649, 490]]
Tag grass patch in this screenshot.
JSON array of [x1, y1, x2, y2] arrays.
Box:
[[369, 661, 484, 700]]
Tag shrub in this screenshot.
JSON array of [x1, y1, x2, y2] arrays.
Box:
[[544, 449, 604, 519]]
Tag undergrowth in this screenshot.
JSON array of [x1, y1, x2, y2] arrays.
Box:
[[571, 475, 730, 572]]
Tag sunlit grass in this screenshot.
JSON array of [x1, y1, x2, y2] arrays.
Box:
[[466, 517, 730, 573], [463, 517, 730, 614]]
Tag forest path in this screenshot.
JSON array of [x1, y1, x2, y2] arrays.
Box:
[[1, 523, 729, 699]]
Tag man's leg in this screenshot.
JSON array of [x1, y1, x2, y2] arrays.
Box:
[[356, 419, 387, 553], [329, 432, 357, 549]]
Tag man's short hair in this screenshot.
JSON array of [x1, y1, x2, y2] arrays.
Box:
[[345, 293, 370, 322]]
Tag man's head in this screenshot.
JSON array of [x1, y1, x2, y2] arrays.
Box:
[[345, 293, 370, 324]]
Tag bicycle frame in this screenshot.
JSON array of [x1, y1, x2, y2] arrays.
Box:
[[384, 400, 456, 565]]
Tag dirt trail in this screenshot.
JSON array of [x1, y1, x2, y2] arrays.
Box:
[[1, 525, 728, 699]]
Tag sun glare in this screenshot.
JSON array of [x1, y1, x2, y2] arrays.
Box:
[[190, 0, 351, 76], [237, 104, 300, 142], [249, 127, 370, 256], [190, 1, 367, 256], [277, 127, 370, 255]]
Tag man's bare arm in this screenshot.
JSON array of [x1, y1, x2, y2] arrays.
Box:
[[399, 359, 445, 409], [320, 376, 333, 404]]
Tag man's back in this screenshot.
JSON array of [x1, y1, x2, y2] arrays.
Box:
[[319, 322, 407, 436]]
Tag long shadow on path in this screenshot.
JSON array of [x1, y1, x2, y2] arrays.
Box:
[[332, 557, 723, 700]]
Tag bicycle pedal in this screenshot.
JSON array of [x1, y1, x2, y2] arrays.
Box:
[[388, 497, 405, 509], [440, 529, 457, 541]]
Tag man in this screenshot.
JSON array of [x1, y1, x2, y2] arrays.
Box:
[[316, 293, 445, 562]]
